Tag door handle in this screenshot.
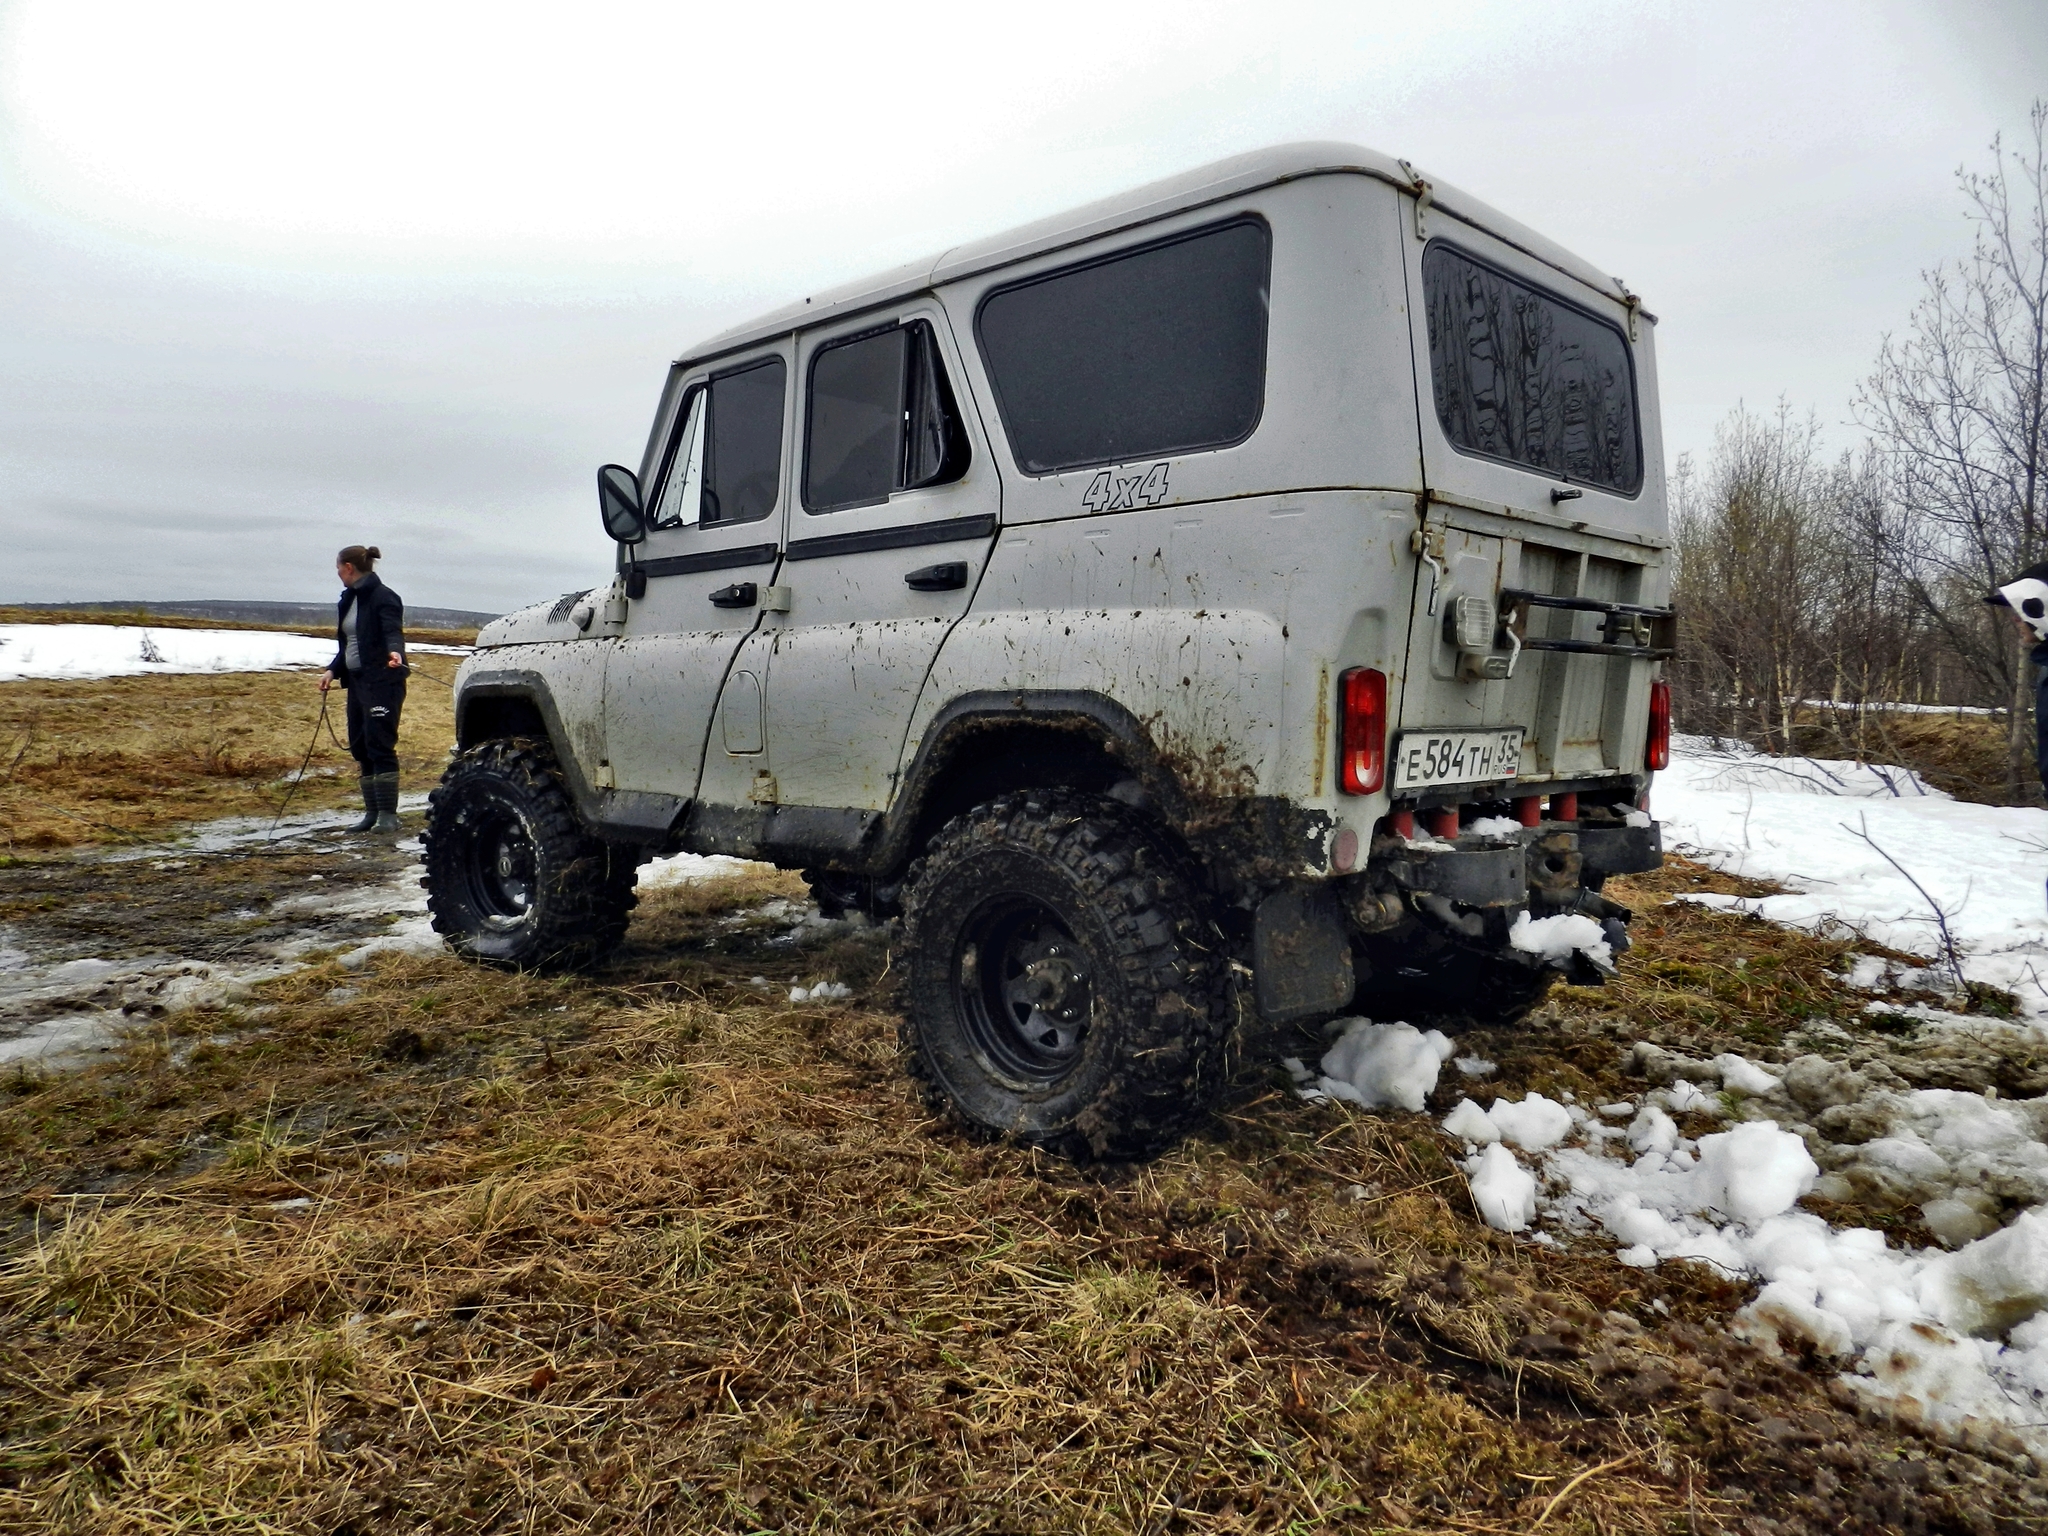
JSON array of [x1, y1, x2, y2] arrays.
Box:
[[708, 582, 758, 608], [904, 561, 968, 592]]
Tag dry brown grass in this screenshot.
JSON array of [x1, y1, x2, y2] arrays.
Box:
[[0, 667, 458, 851], [5, 865, 2039, 1534]]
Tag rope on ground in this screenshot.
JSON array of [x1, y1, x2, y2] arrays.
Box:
[[268, 690, 334, 842]]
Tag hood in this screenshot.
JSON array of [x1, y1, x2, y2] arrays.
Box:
[[474, 587, 603, 649]]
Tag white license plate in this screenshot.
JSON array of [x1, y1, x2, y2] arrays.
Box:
[[1391, 729, 1524, 791]]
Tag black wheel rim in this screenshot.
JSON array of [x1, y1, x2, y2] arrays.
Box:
[[459, 804, 537, 928], [954, 895, 1093, 1086]]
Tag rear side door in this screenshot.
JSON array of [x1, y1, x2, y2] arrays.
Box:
[[715, 306, 996, 815], [602, 348, 791, 806]]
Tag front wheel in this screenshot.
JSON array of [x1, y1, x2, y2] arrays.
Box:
[[422, 738, 637, 970], [900, 791, 1228, 1161]]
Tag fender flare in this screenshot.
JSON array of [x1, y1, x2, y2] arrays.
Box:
[[456, 669, 685, 844], [869, 689, 1168, 870], [869, 689, 1329, 886]]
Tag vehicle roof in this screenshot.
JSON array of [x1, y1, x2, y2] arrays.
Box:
[[677, 141, 1648, 370]]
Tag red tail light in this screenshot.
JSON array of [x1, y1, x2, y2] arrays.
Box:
[[1338, 668, 1387, 794], [1646, 679, 1671, 771]]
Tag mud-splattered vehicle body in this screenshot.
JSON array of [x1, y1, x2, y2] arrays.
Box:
[[428, 142, 1672, 1157]]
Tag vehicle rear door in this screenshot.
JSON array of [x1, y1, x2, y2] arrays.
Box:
[[1393, 213, 1668, 793], [602, 347, 791, 806], [708, 305, 998, 816]]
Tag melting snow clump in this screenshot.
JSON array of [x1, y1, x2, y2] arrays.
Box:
[[788, 980, 852, 1003], [1467, 1143, 1537, 1232], [1443, 1093, 1573, 1151], [1296, 1019, 1454, 1111]]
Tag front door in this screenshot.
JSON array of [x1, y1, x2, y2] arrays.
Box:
[[703, 307, 998, 818], [603, 347, 791, 807]]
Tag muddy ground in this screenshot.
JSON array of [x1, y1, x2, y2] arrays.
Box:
[[1, 787, 2044, 1532]]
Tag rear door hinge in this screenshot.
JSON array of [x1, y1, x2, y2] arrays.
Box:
[[1613, 276, 1641, 341], [1398, 158, 1433, 240]]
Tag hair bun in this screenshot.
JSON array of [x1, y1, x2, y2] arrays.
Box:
[[366, 546, 382, 560]]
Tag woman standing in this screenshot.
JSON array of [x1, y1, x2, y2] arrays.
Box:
[[318, 545, 409, 833]]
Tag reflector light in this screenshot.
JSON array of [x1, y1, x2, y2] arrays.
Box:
[[1338, 668, 1386, 795], [1646, 679, 1671, 771]]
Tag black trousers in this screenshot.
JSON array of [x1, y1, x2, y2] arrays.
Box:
[[2037, 668, 2048, 799], [344, 673, 406, 777]]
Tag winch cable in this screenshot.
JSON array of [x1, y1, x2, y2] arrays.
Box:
[[267, 690, 334, 842], [267, 660, 459, 842]]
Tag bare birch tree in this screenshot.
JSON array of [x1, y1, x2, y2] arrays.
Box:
[[1856, 102, 2048, 796]]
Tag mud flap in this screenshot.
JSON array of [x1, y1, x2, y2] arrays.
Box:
[[1253, 886, 1356, 1023]]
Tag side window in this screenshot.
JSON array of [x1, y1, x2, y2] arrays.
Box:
[[974, 217, 1270, 476], [1421, 243, 1642, 495], [803, 320, 969, 514], [647, 356, 787, 530]]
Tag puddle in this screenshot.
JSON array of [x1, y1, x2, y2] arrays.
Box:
[[0, 806, 437, 1072]]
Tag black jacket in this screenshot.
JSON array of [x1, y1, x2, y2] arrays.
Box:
[[331, 573, 408, 686]]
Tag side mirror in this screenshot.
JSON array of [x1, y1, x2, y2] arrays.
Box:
[[597, 464, 645, 544]]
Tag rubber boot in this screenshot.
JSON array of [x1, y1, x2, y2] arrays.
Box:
[[347, 775, 378, 833], [369, 772, 402, 834]]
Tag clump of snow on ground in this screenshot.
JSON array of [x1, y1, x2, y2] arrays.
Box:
[[1467, 1143, 1537, 1231], [1655, 736, 2048, 1021], [1287, 1019, 1453, 1111], [1443, 1092, 1574, 1150], [788, 980, 852, 1003]]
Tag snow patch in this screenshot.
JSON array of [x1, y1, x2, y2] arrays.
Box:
[[638, 852, 759, 889], [1656, 737, 2048, 1021]]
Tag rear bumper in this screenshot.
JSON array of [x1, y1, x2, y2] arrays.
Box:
[[1369, 819, 1661, 908]]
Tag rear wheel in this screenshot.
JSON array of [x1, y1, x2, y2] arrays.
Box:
[[900, 791, 1227, 1161], [423, 738, 637, 970]]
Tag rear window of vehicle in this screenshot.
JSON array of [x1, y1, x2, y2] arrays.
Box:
[[975, 217, 1270, 476], [1421, 243, 1641, 495]]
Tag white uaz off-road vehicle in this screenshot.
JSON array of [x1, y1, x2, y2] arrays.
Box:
[[424, 143, 1673, 1159]]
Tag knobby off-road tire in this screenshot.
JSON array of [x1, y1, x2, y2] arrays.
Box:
[[900, 790, 1229, 1161], [422, 738, 638, 971]]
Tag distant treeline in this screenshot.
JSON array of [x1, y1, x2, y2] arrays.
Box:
[[13, 599, 500, 631]]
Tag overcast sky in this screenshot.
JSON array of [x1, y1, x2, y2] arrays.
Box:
[[2, 0, 2044, 615]]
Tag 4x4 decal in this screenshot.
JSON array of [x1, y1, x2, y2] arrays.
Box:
[[1081, 461, 1170, 513]]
